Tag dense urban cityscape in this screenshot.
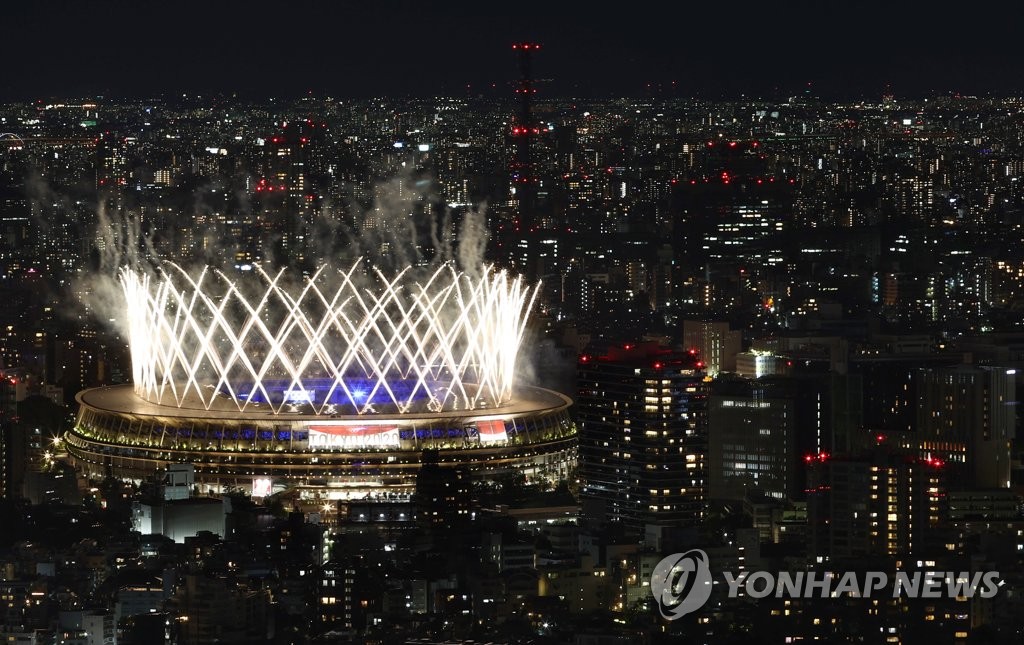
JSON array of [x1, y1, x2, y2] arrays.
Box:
[[4, 22, 1024, 645]]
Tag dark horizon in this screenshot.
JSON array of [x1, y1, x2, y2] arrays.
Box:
[[3, 0, 1022, 102]]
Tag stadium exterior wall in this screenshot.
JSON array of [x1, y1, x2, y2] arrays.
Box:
[[67, 384, 576, 497]]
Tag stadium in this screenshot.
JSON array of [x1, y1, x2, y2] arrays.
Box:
[[65, 262, 576, 499]]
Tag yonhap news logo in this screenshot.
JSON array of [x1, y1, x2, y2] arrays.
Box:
[[649, 549, 714, 619], [650, 551, 1005, 621]]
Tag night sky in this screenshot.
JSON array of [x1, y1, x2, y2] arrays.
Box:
[[1, 1, 1020, 100]]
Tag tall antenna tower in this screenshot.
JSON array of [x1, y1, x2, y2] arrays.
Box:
[[511, 42, 540, 231]]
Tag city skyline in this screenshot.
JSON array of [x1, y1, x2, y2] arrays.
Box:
[[4, 10, 1024, 641]]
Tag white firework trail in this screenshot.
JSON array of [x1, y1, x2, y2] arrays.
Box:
[[120, 261, 539, 415]]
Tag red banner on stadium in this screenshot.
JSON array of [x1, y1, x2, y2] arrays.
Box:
[[477, 419, 508, 443]]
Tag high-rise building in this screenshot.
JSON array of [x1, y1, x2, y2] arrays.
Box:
[[913, 365, 1015, 490], [682, 320, 742, 377], [807, 447, 946, 560], [708, 383, 796, 502], [708, 374, 849, 504], [253, 119, 330, 265], [675, 172, 792, 268], [0, 176, 30, 268], [0, 374, 13, 498], [578, 342, 708, 542]]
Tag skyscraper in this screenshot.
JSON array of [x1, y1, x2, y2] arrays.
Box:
[[708, 381, 796, 502], [914, 365, 1014, 490], [578, 342, 708, 542], [253, 119, 329, 266], [682, 320, 742, 377], [807, 447, 946, 559], [707, 373, 856, 505]]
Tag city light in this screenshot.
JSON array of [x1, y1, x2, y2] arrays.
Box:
[[4, 9, 1021, 641]]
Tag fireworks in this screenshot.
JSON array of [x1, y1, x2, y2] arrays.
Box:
[[121, 262, 539, 415]]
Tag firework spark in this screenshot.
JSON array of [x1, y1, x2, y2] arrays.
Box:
[[121, 262, 539, 415]]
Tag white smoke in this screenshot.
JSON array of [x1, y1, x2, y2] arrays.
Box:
[[78, 167, 501, 333], [455, 204, 490, 280], [72, 204, 157, 338]]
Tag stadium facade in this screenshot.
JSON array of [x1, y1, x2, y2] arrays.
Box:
[[65, 263, 577, 498]]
